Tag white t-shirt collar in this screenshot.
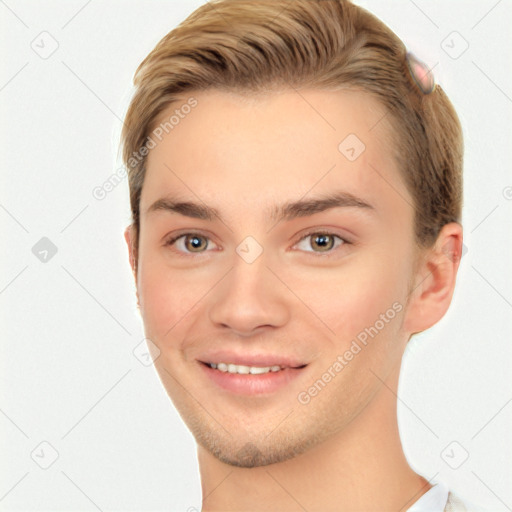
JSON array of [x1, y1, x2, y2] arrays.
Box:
[[406, 481, 449, 512]]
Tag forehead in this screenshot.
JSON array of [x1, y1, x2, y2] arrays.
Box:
[[141, 88, 410, 225]]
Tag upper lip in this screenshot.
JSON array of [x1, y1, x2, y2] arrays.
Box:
[[198, 351, 307, 368]]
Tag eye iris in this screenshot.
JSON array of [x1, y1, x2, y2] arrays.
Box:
[[312, 234, 334, 252], [185, 235, 207, 252]]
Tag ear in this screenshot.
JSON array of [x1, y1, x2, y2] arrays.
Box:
[[124, 225, 139, 290], [124, 225, 140, 309], [403, 222, 464, 335]]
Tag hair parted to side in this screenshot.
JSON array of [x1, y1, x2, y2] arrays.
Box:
[[121, 0, 463, 268]]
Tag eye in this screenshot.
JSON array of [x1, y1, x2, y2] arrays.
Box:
[[164, 232, 218, 255], [293, 231, 348, 257], [164, 230, 350, 258]]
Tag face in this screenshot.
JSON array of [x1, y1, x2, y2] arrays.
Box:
[[126, 88, 420, 467]]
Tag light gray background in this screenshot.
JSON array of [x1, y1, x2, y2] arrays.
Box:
[[1, 0, 511, 510]]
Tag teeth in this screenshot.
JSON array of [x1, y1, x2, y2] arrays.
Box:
[[209, 362, 284, 374], [249, 366, 270, 375]]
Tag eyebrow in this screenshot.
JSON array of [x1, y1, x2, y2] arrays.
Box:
[[145, 191, 376, 224]]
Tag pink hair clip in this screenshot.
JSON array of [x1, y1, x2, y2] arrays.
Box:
[[405, 51, 436, 94]]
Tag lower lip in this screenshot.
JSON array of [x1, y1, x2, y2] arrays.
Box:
[[199, 362, 307, 395]]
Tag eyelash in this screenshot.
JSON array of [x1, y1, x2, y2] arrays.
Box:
[[164, 230, 351, 259]]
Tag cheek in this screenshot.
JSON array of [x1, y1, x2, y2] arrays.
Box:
[[287, 252, 409, 350], [137, 257, 207, 344]]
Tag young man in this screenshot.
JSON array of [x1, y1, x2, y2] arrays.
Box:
[[121, 1, 475, 510]]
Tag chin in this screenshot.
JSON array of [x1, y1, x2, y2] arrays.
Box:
[[199, 431, 321, 468]]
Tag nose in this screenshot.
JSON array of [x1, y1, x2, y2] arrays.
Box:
[[208, 255, 290, 337]]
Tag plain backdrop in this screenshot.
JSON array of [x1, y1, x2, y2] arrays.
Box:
[[1, 1, 511, 511]]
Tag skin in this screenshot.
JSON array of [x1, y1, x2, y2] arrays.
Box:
[[124, 88, 463, 511]]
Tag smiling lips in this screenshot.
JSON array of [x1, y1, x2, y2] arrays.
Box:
[[199, 351, 306, 369], [209, 362, 285, 374], [198, 353, 308, 394]]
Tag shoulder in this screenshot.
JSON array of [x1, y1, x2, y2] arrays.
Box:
[[444, 491, 486, 512]]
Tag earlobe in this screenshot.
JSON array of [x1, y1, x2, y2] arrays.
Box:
[[403, 223, 463, 336]]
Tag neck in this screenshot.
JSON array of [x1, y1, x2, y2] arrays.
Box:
[[197, 361, 431, 511]]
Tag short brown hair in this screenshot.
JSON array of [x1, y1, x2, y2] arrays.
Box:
[[120, 0, 463, 265]]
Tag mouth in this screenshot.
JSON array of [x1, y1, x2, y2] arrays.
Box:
[[198, 360, 308, 395], [204, 361, 306, 374]]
